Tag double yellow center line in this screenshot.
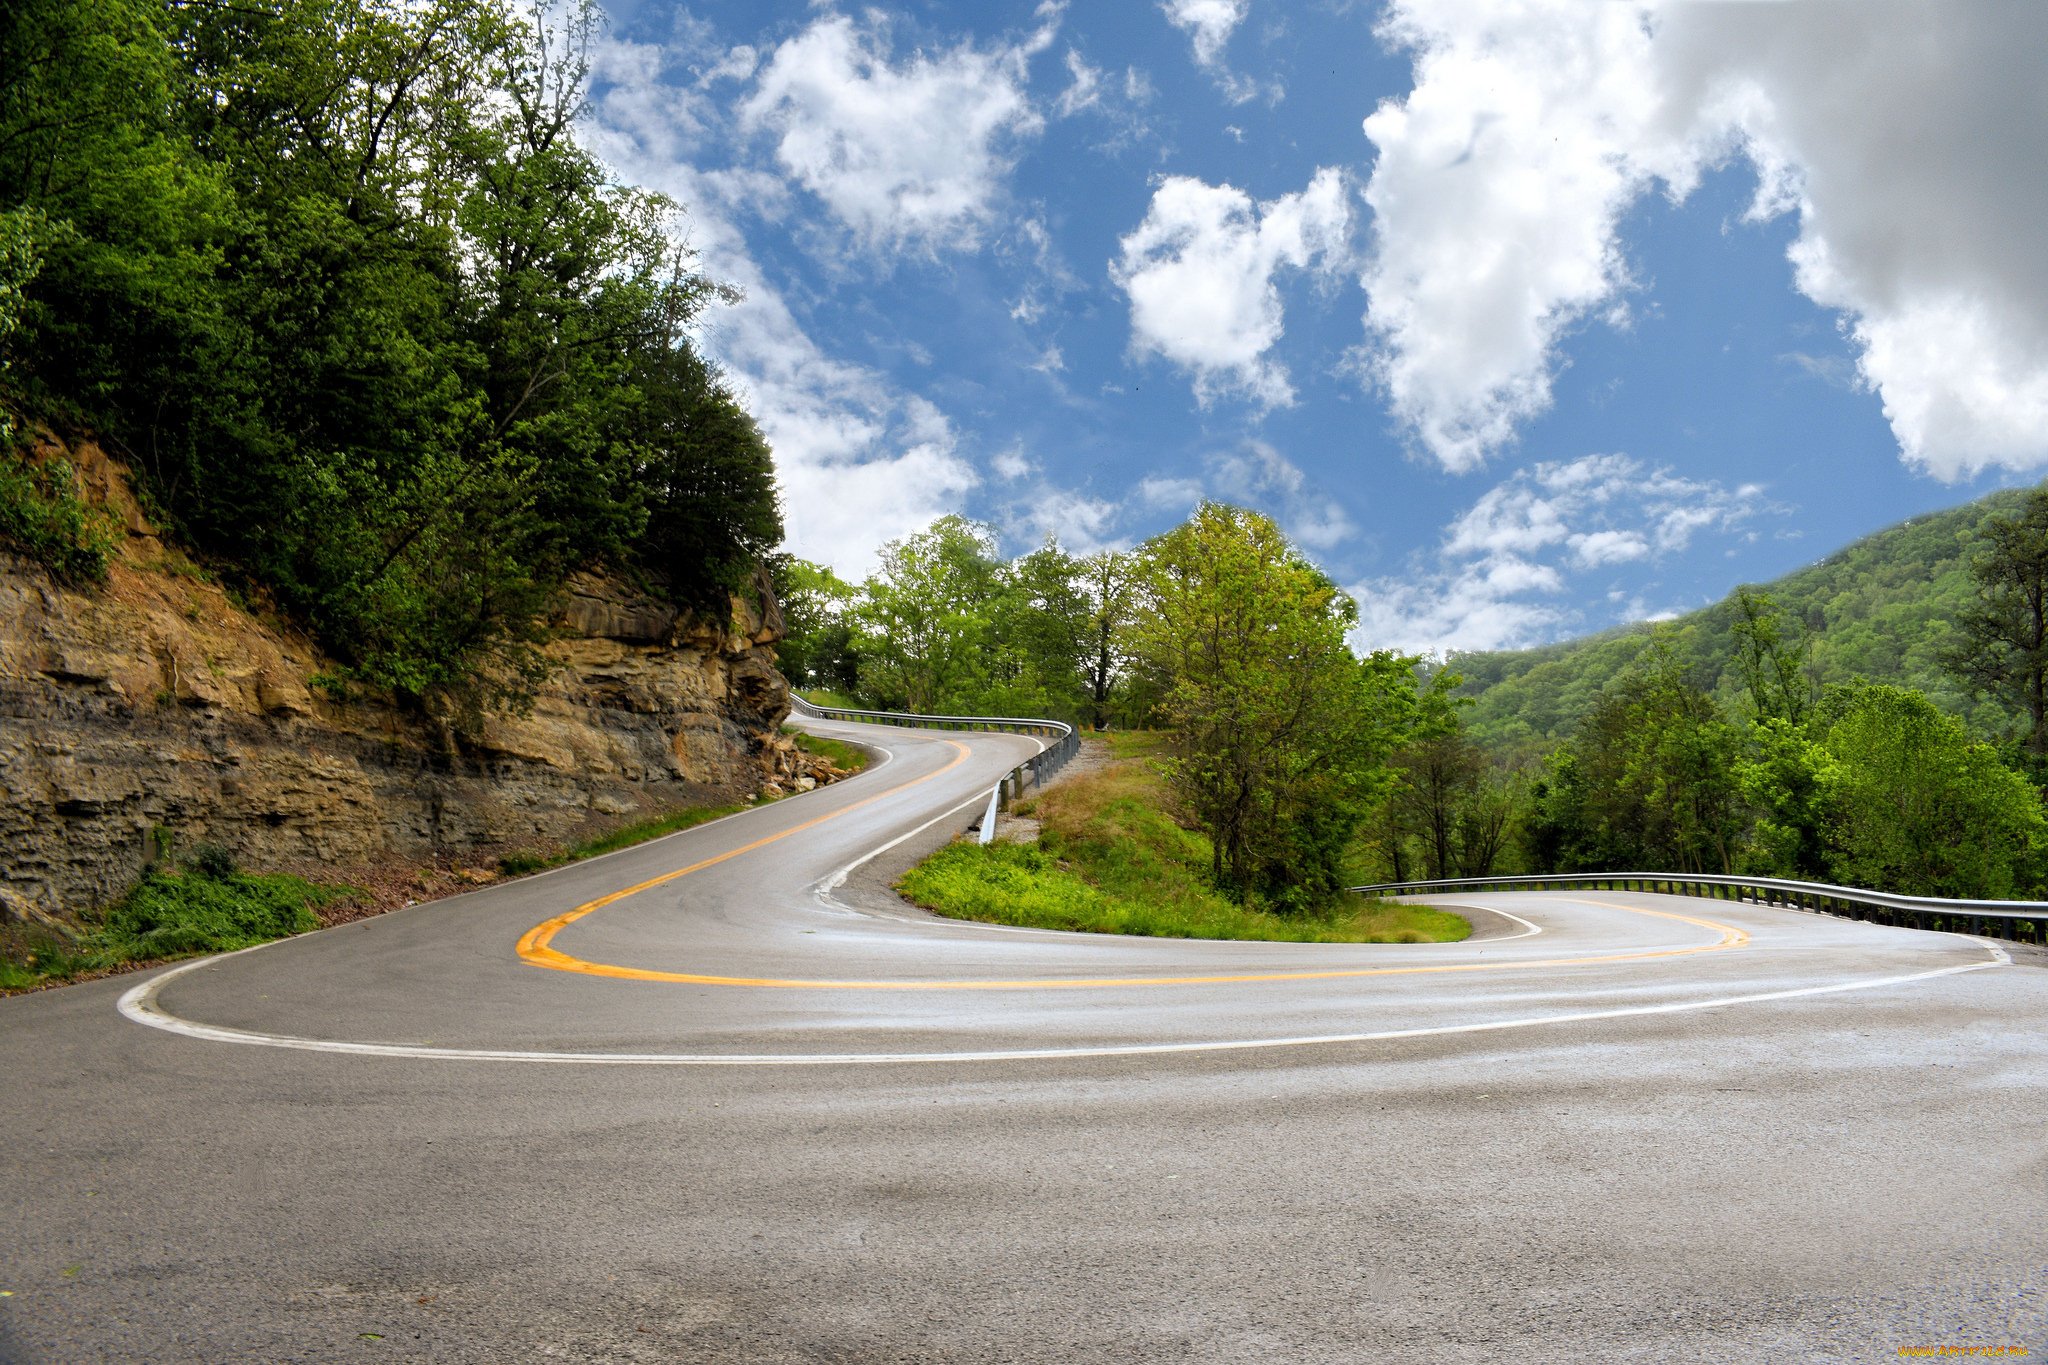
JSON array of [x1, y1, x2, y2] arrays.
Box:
[[516, 736, 1749, 990]]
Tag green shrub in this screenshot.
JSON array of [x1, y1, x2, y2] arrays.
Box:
[[0, 452, 119, 584], [0, 867, 357, 992], [96, 870, 337, 958], [188, 843, 237, 879]]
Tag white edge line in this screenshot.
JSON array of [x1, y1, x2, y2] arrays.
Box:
[[118, 947, 2006, 1067], [1424, 900, 1543, 941], [811, 730, 1048, 906]]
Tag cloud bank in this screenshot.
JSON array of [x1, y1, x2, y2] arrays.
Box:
[[1352, 454, 1772, 654], [1361, 0, 2048, 480], [738, 11, 1053, 256]]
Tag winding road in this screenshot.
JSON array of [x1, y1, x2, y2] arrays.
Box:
[[3, 716, 2045, 1362]]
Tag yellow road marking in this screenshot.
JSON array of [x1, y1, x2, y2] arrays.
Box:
[[517, 739, 975, 969], [517, 736, 1751, 988]]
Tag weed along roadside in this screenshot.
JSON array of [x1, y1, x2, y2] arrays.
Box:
[[897, 734, 1471, 944], [0, 843, 361, 993]]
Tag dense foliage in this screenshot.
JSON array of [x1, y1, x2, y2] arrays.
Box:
[[1943, 488, 2048, 756], [781, 504, 1427, 911], [780, 515, 1138, 728], [1130, 504, 1416, 908], [1513, 648, 2048, 898], [1453, 487, 2036, 748], [0, 0, 781, 720]]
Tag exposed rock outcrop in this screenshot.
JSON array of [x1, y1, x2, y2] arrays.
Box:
[[0, 434, 803, 921]]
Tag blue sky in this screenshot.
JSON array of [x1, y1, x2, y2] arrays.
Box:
[[585, 0, 2048, 653]]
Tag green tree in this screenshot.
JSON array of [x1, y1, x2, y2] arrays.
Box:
[[1731, 588, 1814, 724], [1129, 503, 1415, 908], [769, 555, 860, 694], [1078, 549, 1137, 729], [982, 537, 1092, 723], [1813, 683, 2046, 898], [1733, 716, 1833, 879], [854, 515, 1003, 712], [1524, 635, 1744, 874], [1943, 485, 2048, 756], [1382, 677, 1524, 881]]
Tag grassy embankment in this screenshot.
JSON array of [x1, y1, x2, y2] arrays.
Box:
[[787, 729, 869, 771], [795, 688, 862, 709], [899, 732, 1469, 943], [0, 853, 363, 993]]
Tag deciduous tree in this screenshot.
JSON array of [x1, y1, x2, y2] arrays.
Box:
[[1944, 486, 2048, 756], [1129, 503, 1415, 908]]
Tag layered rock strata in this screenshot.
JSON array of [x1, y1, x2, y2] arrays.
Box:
[[0, 436, 802, 922]]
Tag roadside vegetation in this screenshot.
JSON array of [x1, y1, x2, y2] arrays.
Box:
[[1, 0, 783, 726], [0, 848, 360, 993], [789, 480, 2048, 907], [899, 734, 1469, 944], [786, 728, 869, 774]]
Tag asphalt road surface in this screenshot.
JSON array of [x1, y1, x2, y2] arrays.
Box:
[[3, 717, 2044, 1363]]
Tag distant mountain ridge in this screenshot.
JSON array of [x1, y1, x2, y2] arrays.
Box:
[[1450, 485, 2040, 749]]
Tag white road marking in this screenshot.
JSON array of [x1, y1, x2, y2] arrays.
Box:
[[1428, 901, 1543, 940], [117, 945, 2005, 1067], [812, 792, 990, 905], [109, 723, 2021, 1067], [810, 729, 1044, 915]]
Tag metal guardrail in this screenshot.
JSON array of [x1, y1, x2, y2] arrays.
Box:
[[1350, 872, 2046, 944], [787, 695, 1082, 839]]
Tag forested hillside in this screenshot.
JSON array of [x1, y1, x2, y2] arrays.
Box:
[[0, 0, 780, 723], [1453, 487, 2036, 748]]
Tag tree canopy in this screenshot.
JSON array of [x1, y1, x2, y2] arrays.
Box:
[[0, 0, 782, 720]]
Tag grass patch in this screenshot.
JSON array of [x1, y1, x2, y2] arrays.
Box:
[[796, 688, 862, 710], [0, 450, 120, 585], [498, 801, 757, 876], [786, 726, 870, 772], [1100, 729, 1169, 760], [0, 867, 359, 992], [898, 741, 1469, 944]]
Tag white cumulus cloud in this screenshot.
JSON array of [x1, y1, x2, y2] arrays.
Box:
[[1114, 167, 1353, 408], [1161, 0, 1246, 69], [738, 12, 1051, 256], [1160, 0, 1277, 104], [1351, 453, 1772, 654], [1359, 3, 1688, 472], [1360, 0, 2048, 480]]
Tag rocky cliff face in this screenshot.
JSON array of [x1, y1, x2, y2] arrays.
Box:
[[0, 435, 804, 924]]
